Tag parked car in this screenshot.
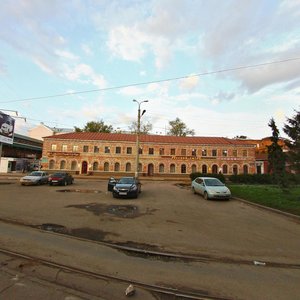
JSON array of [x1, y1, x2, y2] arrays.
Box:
[[48, 172, 74, 186], [191, 177, 231, 200], [20, 171, 49, 186], [109, 177, 141, 198]]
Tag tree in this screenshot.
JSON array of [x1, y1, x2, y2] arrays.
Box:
[[283, 110, 300, 173], [129, 121, 152, 134], [267, 118, 287, 187], [167, 117, 195, 136], [74, 120, 114, 133]]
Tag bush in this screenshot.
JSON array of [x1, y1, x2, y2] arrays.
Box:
[[189, 172, 226, 183]]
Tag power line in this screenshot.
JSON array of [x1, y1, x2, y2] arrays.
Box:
[[1, 56, 300, 104]]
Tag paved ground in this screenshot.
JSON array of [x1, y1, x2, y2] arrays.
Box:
[[1, 177, 300, 263], [1, 176, 300, 299]]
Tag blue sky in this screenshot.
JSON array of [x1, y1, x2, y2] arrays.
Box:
[[0, 0, 299, 139]]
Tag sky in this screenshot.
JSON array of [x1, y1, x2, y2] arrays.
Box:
[[0, 0, 299, 139]]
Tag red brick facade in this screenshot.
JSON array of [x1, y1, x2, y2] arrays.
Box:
[[41, 132, 256, 177]]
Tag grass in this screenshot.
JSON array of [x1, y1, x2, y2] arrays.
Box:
[[228, 184, 300, 216]]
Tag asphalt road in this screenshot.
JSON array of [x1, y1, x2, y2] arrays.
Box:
[[0, 177, 300, 299]]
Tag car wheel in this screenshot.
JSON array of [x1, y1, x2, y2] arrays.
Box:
[[63, 180, 67, 186], [112, 193, 117, 198], [204, 192, 209, 200]]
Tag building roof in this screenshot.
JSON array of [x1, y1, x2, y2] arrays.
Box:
[[44, 132, 254, 146]]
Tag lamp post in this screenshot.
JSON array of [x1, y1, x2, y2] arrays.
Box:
[[133, 99, 149, 179]]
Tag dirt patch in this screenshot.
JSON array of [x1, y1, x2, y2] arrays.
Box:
[[175, 183, 190, 190], [0, 182, 14, 185]]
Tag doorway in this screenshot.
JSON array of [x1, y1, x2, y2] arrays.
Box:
[[81, 161, 88, 174]]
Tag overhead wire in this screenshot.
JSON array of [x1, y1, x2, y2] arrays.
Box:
[[0, 56, 300, 104]]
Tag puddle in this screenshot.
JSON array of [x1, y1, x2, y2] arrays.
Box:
[[57, 189, 102, 193], [66, 203, 140, 218], [175, 183, 190, 189], [0, 182, 14, 185]]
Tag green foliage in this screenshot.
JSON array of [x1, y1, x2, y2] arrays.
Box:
[[129, 121, 153, 134], [267, 118, 287, 187], [74, 120, 113, 133], [283, 110, 300, 174], [167, 117, 195, 136], [190, 172, 226, 183]]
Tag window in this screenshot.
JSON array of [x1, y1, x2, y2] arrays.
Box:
[[233, 150, 237, 157], [181, 164, 186, 173], [181, 149, 186, 155], [73, 145, 78, 152], [192, 149, 197, 156], [60, 160, 66, 169], [126, 162, 131, 172], [243, 164, 249, 174], [222, 164, 228, 174], [51, 144, 57, 151], [116, 146, 121, 154], [49, 159, 55, 169], [104, 162, 109, 171], [83, 145, 89, 152], [170, 164, 175, 173], [242, 150, 247, 157], [202, 164, 207, 174], [192, 164, 197, 173], [114, 162, 120, 171], [170, 148, 176, 155], [94, 146, 99, 153], [233, 165, 238, 175], [139, 147, 143, 154], [126, 147, 132, 154], [62, 144, 67, 152], [212, 164, 218, 174], [202, 149, 207, 156], [212, 149, 217, 157], [105, 146, 110, 153], [159, 148, 165, 155], [71, 161, 77, 171], [222, 149, 228, 157], [93, 162, 99, 171], [149, 148, 154, 155], [159, 164, 164, 173]]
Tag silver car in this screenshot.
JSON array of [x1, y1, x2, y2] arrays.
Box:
[[20, 171, 49, 186], [191, 177, 231, 200]]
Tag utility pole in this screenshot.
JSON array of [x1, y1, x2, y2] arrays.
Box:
[[133, 99, 149, 179]]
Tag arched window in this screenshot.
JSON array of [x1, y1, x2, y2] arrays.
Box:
[[243, 164, 248, 174], [93, 161, 99, 171], [222, 164, 228, 174], [170, 164, 175, 173], [233, 165, 238, 175], [104, 162, 109, 172], [126, 162, 131, 172], [181, 164, 186, 174], [114, 162, 120, 172], [159, 164, 164, 173], [49, 159, 55, 170], [202, 164, 207, 174], [71, 161, 77, 171], [212, 164, 218, 174], [60, 160, 66, 170], [191, 164, 197, 173]]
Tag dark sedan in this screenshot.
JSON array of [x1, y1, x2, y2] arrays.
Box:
[[110, 177, 141, 199], [48, 172, 74, 186]]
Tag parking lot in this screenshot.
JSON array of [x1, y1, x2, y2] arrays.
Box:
[[1, 177, 300, 264]]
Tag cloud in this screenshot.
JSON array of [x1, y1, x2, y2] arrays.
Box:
[[180, 75, 199, 91], [81, 44, 93, 56]]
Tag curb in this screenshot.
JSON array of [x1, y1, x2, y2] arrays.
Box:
[[233, 197, 300, 222]]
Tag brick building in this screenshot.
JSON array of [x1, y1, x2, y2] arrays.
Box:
[[41, 132, 256, 178]]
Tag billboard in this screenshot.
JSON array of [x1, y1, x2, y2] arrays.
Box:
[[0, 111, 15, 144]]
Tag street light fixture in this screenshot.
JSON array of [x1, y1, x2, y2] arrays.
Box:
[[133, 99, 149, 179]]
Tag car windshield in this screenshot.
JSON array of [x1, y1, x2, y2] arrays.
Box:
[[52, 173, 65, 177], [30, 171, 42, 176], [204, 178, 224, 186], [118, 177, 135, 184]]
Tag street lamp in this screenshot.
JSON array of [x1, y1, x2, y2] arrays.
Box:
[[133, 99, 149, 179]]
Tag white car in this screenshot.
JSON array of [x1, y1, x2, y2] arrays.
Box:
[[20, 171, 49, 186], [191, 177, 231, 200]]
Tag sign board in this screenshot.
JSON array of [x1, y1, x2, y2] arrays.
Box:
[[0, 111, 15, 144]]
